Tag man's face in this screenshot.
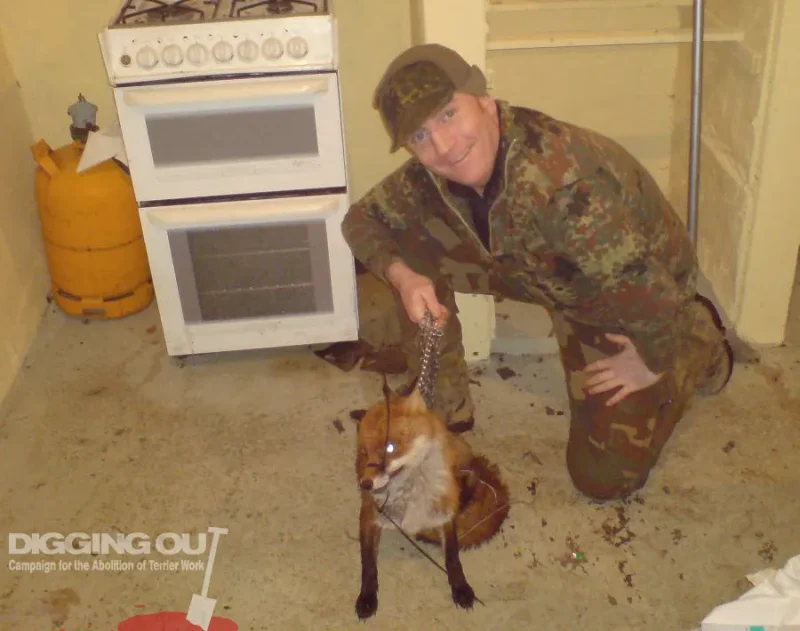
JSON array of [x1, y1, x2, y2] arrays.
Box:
[[405, 93, 500, 193]]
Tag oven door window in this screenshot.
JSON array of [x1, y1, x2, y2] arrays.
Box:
[[118, 74, 347, 199], [147, 105, 319, 167], [169, 221, 333, 322]]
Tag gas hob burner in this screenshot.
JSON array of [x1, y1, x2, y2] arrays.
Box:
[[229, 0, 327, 18], [115, 0, 221, 25]]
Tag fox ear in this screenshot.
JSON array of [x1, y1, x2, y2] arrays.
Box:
[[404, 386, 428, 414], [396, 375, 419, 397]]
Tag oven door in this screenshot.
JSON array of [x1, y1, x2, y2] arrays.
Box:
[[115, 72, 347, 203], [139, 193, 359, 356]]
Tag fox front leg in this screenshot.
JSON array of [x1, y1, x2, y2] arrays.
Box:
[[356, 495, 381, 619], [442, 520, 475, 610]]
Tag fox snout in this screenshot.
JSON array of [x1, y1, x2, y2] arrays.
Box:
[[360, 463, 387, 492]]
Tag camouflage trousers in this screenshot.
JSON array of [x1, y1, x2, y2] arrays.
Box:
[[553, 301, 728, 499], [389, 251, 729, 501]]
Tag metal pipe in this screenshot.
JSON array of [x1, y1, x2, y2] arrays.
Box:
[[688, 0, 705, 244]]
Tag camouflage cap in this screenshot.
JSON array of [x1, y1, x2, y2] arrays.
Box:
[[372, 43, 488, 152]]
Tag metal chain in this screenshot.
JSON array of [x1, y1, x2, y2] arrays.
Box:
[[417, 310, 444, 409]]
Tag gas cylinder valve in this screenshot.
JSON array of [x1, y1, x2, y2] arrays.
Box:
[[67, 94, 99, 143]]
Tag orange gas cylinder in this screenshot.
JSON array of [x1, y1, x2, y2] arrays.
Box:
[[30, 139, 154, 319]]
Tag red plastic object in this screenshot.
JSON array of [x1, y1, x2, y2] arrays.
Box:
[[118, 612, 238, 631]]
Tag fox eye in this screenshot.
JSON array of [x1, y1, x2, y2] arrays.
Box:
[[385, 442, 396, 454]]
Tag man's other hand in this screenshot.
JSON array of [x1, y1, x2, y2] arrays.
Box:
[[584, 333, 663, 406]]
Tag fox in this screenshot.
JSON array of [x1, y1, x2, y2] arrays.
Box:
[[353, 379, 510, 620]]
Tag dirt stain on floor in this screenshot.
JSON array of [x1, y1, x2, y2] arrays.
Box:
[[618, 560, 634, 588], [758, 540, 778, 563], [600, 505, 636, 548], [39, 588, 80, 628], [753, 362, 797, 410]]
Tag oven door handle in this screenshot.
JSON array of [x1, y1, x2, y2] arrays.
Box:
[[145, 197, 341, 229], [122, 77, 330, 108]]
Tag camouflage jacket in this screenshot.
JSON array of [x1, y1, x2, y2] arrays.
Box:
[[341, 100, 698, 374]]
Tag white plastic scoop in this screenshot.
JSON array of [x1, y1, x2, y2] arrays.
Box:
[[186, 526, 229, 631]]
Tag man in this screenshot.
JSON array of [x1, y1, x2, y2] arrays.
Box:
[[341, 43, 733, 501]]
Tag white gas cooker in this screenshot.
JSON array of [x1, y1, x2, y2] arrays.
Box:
[[99, 0, 336, 86]]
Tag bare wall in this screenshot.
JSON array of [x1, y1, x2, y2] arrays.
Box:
[[335, 0, 414, 200], [0, 27, 49, 403], [486, 4, 686, 202]]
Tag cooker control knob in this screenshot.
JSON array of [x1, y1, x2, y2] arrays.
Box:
[[136, 45, 159, 69], [262, 37, 284, 59], [286, 36, 308, 59], [237, 39, 259, 62], [162, 44, 184, 67], [187, 43, 209, 66], [212, 40, 235, 63]]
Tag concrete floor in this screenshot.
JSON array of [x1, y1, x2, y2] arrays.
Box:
[[1, 270, 799, 630]]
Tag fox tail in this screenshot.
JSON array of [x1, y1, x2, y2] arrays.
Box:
[[417, 454, 510, 550]]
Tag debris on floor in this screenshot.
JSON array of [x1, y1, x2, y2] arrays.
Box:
[[618, 560, 634, 588], [496, 366, 518, 380], [349, 409, 366, 422], [558, 535, 588, 572], [600, 505, 636, 548]]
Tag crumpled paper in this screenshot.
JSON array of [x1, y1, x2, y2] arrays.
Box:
[[77, 120, 129, 173], [702, 553, 800, 630]]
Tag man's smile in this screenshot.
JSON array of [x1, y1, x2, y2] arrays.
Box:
[[451, 146, 472, 166]]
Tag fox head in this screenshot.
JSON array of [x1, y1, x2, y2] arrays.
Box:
[[355, 379, 441, 493]]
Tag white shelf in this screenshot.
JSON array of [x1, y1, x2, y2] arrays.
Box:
[[488, 0, 695, 11], [487, 27, 744, 50]]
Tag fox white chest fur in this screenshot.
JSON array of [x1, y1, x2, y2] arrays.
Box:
[[370, 435, 453, 534]]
